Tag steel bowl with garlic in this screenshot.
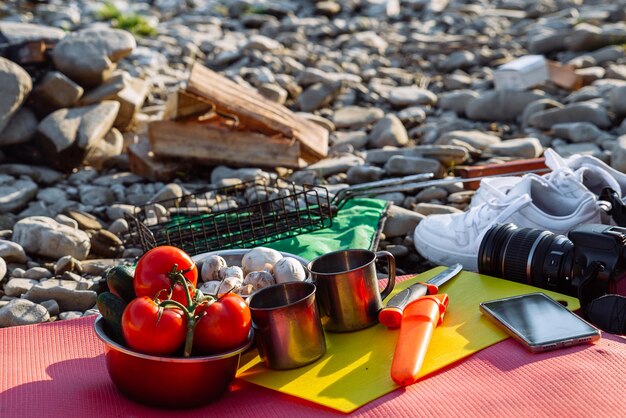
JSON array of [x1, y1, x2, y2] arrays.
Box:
[[192, 248, 310, 298]]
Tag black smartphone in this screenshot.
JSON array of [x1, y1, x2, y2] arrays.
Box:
[[479, 292, 601, 353]]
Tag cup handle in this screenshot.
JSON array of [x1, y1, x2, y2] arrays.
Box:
[[375, 250, 396, 300]]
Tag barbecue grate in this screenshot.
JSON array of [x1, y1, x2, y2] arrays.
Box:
[[123, 179, 333, 256]]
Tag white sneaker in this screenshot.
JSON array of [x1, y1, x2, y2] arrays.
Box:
[[414, 169, 604, 271], [471, 148, 626, 207]]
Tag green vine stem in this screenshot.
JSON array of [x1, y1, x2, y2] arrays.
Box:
[[161, 265, 215, 357]]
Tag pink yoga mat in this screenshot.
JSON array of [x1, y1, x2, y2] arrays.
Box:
[[1, 310, 625, 417]]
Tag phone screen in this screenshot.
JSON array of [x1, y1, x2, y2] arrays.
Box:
[[480, 293, 601, 352]]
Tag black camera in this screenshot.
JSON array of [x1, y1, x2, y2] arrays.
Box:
[[478, 223, 626, 309]]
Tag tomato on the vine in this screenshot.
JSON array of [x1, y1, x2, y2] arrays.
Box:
[[134, 246, 198, 305], [193, 293, 252, 355], [121, 296, 187, 356]]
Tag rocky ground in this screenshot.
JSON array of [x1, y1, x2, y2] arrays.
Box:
[[1, 0, 626, 327]]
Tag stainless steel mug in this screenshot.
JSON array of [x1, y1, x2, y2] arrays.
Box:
[[308, 249, 396, 332], [248, 281, 326, 370]]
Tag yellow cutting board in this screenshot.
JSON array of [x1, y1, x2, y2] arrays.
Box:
[[237, 268, 580, 413]]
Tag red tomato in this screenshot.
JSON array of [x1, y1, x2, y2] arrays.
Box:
[[121, 296, 187, 356], [134, 246, 198, 305], [193, 293, 252, 355]]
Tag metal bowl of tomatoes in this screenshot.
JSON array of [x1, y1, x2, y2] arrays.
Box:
[[94, 315, 254, 408]]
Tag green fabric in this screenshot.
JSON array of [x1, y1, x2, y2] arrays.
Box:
[[264, 198, 388, 262]]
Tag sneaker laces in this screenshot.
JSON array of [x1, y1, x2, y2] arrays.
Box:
[[463, 194, 532, 231]]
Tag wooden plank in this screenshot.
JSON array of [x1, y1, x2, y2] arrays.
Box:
[[186, 63, 328, 160], [163, 90, 215, 120], [127, 136, 187, 181], [148, 120, 303, 169]]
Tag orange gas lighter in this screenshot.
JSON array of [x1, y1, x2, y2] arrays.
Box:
[[390, 293, 449, 386]]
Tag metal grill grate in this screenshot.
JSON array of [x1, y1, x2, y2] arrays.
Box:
[[123, 179, 333, 256]]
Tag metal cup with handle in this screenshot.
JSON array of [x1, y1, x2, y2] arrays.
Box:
[[308, 249, 396, 332]]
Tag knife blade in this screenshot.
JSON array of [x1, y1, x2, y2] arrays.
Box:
[[379, 263, 462, 328]]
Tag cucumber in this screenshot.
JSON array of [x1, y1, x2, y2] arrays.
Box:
[[106, 265, 136, 303], [97, 291, 127, 344]]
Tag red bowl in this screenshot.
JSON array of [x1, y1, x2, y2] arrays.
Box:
[[93, 316, 254, 408]]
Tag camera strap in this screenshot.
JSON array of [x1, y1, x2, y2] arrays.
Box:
[[599, 187, 626, 227], [586, 295, 626, 335]]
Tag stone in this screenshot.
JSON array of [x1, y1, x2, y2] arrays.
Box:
[[0, 257, 5, 281], [606, 64, 626, 80], [306, 155, 366, 177], [150, 183, 184, 207], [22, 280, 96, 312], [52, 28, 137, 87], [611, 135, 626, 173], [553, 142, 602, 158], [0, 240, 27, 263], [78, 185, 115, 207], [296, 68, 361, 88], [0, 175, 38, 214], [331, 131, 368, 152], [382, 205, 425, 239], [0, 164, 64, 185], [0, 299, 50, 327], [551, 122, 606, 143], [12, 216, 91, 260], [397, 107, 427, 126], [257, 83, 288, 104], [437, 130, 501, 150], [108, 218, 129, 235], [371, 192, 405, 206], [415, 187, 448, 203], [439, 90, 479, 115], [0, 57, 32, 133], [59, 311, 84, 320], [244, 35, 283, 52], [106, 204, 136, 221], [79, 73, 149, 130], [0, 107, 38, 146], [36, 101, 120, 171], [465, 90, 545, 122], [23, 267, 52, 280], [487, 137, 543, 159], [368, 115, 409, 148], [40, 299, 60, 317], [316, 1, 341, 16], [64, 209, 104, 231], [448, 191, 475, 205], [0, 22, 65, 43], [332, 106, 384, 129], [297, 81, 342, 112], [4, 278, 39, 297], [83, 128, 124, 170], [384, 156, 443, 177], [29, 71, 84, 115], [89, 229, 124, 258], [611, 86, 626, 117], [522, 99, 563, 128], [439, 51, 477, 72], [529, 102, 611, 130], [345, 31, 388, 54], [565, 23, 605, 52], [365, 145, 469, 167], [54, 255, 83, 275], [413, 203, 463, 216], [345, 165, 385, 185], [387, 86, 438, 108]]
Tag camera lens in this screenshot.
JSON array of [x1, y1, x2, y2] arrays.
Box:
[[478, 224, 576, 295]]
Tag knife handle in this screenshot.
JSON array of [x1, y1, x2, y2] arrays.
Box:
[[379, 283, 438, 328]]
